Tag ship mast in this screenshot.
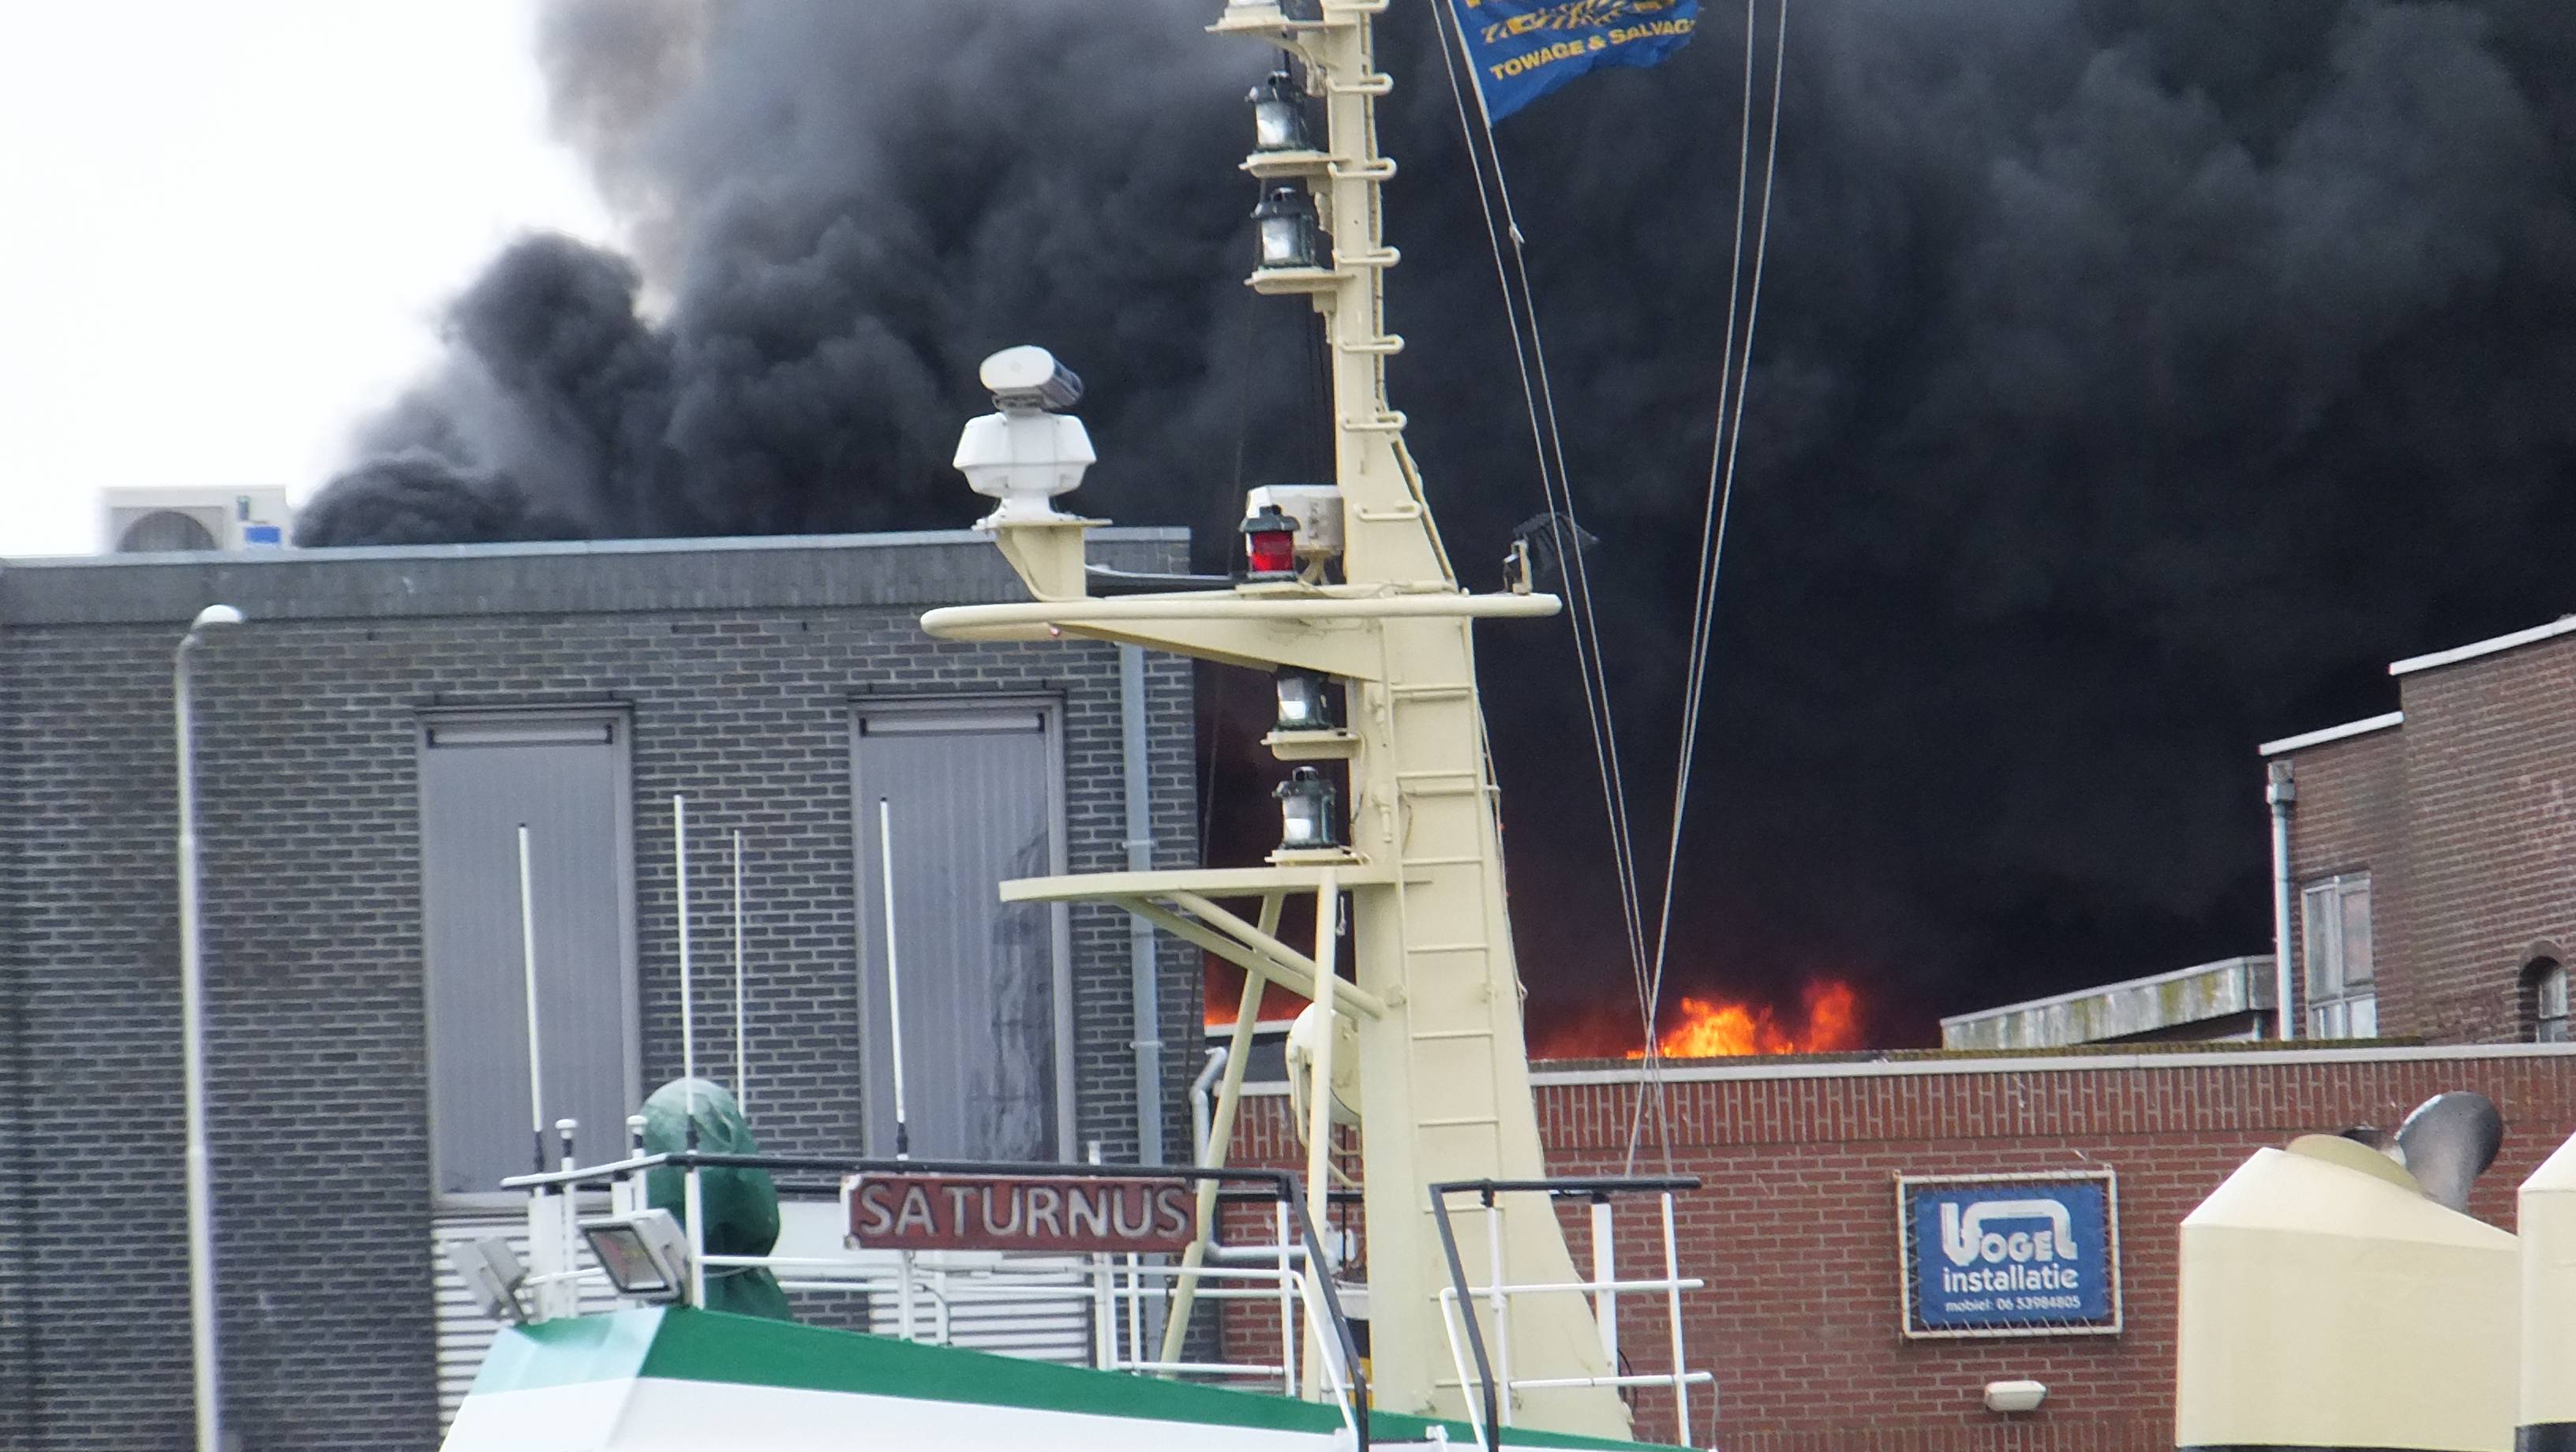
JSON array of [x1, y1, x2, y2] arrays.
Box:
[[922, 0, 1628, 1435]]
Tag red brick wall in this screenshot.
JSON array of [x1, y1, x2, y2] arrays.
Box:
[[2393, 632, 2576, 1042], [1228, 1047, 2576, 1452], [2280, 724, 2404, 1033]]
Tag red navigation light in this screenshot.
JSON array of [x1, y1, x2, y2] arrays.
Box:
[[1242, 503, 1300, 579]]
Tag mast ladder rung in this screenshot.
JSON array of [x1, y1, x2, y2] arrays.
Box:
[[1389, 683, 1473, 698], [1325, 73, 1396, 96], [1351, 502, 1423, 522], [1410, 1027, 1496, 1042], [1334, 247, 1402, 270], [1323, 0, 1392, 15], [1418, 1114, 1502, 1129], [1240, 152, 1331, 181], [1342, 411, 1409, 432], [1405, 942, 1489, 955], [1398, 854, 1484, 868], [1337, 334, 1405, 356], [1327, 158, 1398, 182]]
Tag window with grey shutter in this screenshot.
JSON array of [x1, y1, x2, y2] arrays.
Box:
[[419, 711, 638, 1199], [852, 701, 1069, 1162], [2301, 874, 2376, 1038]]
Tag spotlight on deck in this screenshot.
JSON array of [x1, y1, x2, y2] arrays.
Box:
[[580, 1209, 695, 1304], [1250, 69, 1313, 153], [1275, 766, 1341, 851], [446, 1237, 529, 1325], [1274, 668, 1339, 733], [1252, 184, 1323, 271]]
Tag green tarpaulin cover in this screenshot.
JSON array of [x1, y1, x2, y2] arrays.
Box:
[[639, 1078, 793, 1321]]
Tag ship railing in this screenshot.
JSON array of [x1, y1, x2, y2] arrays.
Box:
[[500, 1151, 1371, 1447], [1429, 1176, 1710, 1452]]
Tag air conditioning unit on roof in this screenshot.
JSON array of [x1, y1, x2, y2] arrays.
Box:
[[101, 488, 293, 554]]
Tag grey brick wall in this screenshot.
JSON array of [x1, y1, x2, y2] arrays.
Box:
[[0, 530, 1200, 1451]]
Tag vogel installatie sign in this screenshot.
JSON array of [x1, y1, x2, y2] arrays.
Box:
[[1896, 1171, 2121, 1338]]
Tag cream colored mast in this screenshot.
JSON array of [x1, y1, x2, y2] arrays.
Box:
[[921, 0, 1628, 1435]]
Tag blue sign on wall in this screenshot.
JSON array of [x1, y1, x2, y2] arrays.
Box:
[[1899, 1173, 2120, 1337]]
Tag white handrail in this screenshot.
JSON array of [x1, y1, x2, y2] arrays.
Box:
[[1433, 1187, 1716, 1450], [637, 1230, 1351, 1416], [1513, 1372, 1715, 1391]]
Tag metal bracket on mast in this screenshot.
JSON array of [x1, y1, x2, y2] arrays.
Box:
[[1001, 866, 1387, 1021]]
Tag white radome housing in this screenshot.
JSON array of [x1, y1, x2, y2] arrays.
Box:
[[955, 345, 1095, 525]]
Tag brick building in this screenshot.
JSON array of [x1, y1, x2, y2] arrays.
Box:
[[1233, 1042, 2576, 1451], [0, 531, 1202, 1450], [2263, 614, 2576, 1045]]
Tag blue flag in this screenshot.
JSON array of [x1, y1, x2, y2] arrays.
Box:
[[1447, 0, 1702, 122]]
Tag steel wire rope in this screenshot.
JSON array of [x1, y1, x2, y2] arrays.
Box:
[[1628, 0, 1792, 1172], [1619, 0, 1766, 1170], [1428, 0, 1657, 1033]]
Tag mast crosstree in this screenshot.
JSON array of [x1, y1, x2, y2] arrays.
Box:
[[923, 1, 1630, 1435]]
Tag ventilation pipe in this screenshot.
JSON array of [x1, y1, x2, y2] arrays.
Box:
[[1190, 1046, 1228, 1166], [2175, 1095, 2516, 1452], [2522, 1130, 2576, 1451], [2267, 761, 2297, 1039], [1121, 643, 1166, 1165]]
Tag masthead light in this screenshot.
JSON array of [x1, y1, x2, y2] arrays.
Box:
[[1274, 668, 1339, 733], [1250, 69, 1313, 153], [1275, 766, 1341, 852], [1252, 183, 1322, 271]]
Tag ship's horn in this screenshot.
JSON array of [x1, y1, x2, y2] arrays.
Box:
[[2395, 1091, 2506, 1214]]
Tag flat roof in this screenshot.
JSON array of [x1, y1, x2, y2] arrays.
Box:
[[2258, 711, 2404, 757], [0, 527, 1189, 570], [0, 528, 1191, 627], [2389, 613, 2576, 678], [1938, 954, 2268, 1030]]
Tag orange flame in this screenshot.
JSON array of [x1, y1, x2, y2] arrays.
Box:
[[1525, 979, 1866, 1059], [1627, 980, 1864, 1059]]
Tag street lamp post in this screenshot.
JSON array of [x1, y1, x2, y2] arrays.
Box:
[[175, 603, 242, 1452]]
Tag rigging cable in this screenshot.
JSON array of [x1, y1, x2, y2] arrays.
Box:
[[1628, 0, 1793, 1170], [1429, 0, 1657, 1026]]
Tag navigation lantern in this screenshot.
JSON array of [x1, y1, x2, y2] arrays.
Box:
[[1252, 184, 1322, 271], [1250, 69, 1312, 153], [1275, 767, 1340, 851], [1274, 668, 1338, 732], [1241, 503, 1300, 579]]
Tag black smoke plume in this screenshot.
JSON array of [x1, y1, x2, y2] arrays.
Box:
[[303, 0, 2576, 1042]]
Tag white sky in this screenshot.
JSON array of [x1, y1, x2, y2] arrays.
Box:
[[0, 0, 614, 556]]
